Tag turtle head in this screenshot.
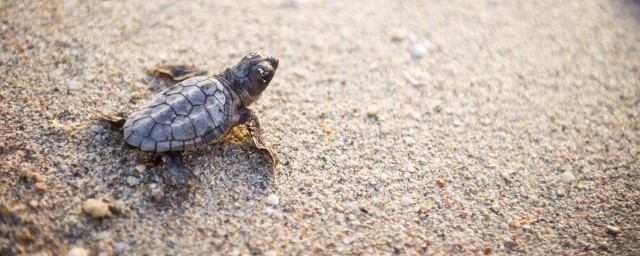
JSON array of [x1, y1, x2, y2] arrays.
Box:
[[231, 51, 278, 106]]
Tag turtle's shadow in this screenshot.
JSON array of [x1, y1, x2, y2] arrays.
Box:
[[187, 127, 275, 191], [100, 125, 275, 209], [153, 134, 274, 210], [90, 131, 273, 214]]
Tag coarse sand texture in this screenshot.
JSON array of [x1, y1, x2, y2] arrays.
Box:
[[1, 0, 639, 255]]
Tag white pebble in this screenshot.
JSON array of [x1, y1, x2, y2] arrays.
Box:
[[113, 243, 125, 253], [91, 231, 110, 241], [401, 196, 413, 207], [265, 194, 280, 206], [405, 163, 415, 173], [68, 247, 89, 256], [89, 125, 105, 134], [412, 42, 433, 59], [67, 80, 82, 90], [606, 225, 621, 234], [412, 44, 427, 59], [342, 236, 354, 245], [264, 250, 277, 256], [561, 171, 575, 183], [134, 165, 146, 172], [127, 176, 140, 186]]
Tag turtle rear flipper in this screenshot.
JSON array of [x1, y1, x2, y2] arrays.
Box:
[[97, 111, 127, 129], [162, 151, 198, 187], [96, 111, 136, 149], [152, 65, 209, 82]]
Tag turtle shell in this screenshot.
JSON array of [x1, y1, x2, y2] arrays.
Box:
[[123, 75, 232, 152]]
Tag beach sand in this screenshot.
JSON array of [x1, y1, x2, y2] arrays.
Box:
[[1, 0, 639, 255]]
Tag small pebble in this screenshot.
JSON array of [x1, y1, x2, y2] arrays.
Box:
[[390, 32, 406, 42], [322, 126, 334, 134], [151, 188, 164, 199], [34, 182, 48, 192], [82, 199, 111, 218], [134, 165, 146, 172], [412, 45, 426, 59], [67, 80, 82, 90], [113, 243, 125, 253], [405, 69, 431, 86], [366, 106, 380, 118], [342, 236, 354, 245], [605, 225, 621, 234], [264, 250, 277, 256], [92, 231, 110, 241], [401, 196, 413, 207], [109, 199, 126, 214], [598, 241, 609, 250], [436, 179, 446, 188], [68, 246, 89, 256], [90, 125, 105, 134], [419, 204, 431, 214], [561, 171, 575, 183], [265, 194, 280, 206], [127, 176, 141, 186], [405, 163, 415, 173]]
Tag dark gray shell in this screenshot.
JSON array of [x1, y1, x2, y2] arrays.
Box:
[[123, 75, 232, 152]]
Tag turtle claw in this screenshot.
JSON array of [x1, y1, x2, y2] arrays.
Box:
[[162, 151, 198, 187]]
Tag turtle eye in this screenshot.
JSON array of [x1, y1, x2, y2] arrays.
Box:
[[255, 66, 272, 83], [260, 71, 271, 81], [260, 71, 271, 80]]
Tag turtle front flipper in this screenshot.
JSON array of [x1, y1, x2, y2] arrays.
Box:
[[250, 128, 277, 172], [162, 151, 198, 187], [239, 108, 277, 171], [152, 65, 209, 82]]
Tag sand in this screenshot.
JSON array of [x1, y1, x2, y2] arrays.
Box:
[[1, 0, 639, 255]]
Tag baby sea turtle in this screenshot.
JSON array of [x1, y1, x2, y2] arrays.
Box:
[[121, 51, 278, 187]]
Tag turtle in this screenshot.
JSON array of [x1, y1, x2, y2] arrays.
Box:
[[118, 51, 278, 187]]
